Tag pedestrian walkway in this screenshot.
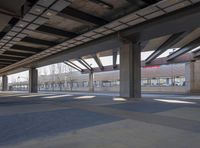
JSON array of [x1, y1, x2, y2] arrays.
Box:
[[0, 92, 200, 148]]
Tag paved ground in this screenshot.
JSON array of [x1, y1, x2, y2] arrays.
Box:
[[0, 92, 200, 148]]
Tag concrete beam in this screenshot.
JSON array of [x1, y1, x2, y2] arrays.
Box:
[[36, 25, 77, 38], [145, 32, 189, 64], [63, 61, 83, 72], [122, 3, 200, 42], [193, 49, 200, 58], [34, 35, 121, 68], [21, 37, 57, 46], [59, 7, 108, 26], [77, 58, 92, 71], [143, 53, 193, 67], [167, 37, 200, 61], [92, 54, 104, 71]]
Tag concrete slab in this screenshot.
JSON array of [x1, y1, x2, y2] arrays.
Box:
[[156, 107, 200, 122], [0, 92, 200, 147], [1, 119, 200, 148]]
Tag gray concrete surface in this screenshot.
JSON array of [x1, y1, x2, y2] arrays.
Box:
[[0, 92, 200, 148]]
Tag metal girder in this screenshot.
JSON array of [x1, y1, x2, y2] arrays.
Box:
[[92, 54, 104, 71], [167, 37, 200, 61], [11, 45, 44, 53], [63, 61, 83, 72], [59, 7, 108, 26], [3, 51, 33, 57], [145, 32, 189, 64], [113, 50, 118, 69], [77, 58, 93, 71], [21, 37, 57, 46], [36, 25, 78, 38]]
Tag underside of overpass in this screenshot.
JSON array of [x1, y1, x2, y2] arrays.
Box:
[[0, 0, 200, 147], [0, 0, 200, 97]]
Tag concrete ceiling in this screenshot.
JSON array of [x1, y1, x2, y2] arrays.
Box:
[[172, 27, 200, 48], [0, 0, 200, 75], [142, 35, 172, 52]]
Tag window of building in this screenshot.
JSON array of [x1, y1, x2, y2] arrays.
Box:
[[174, 76, 185, 86], [150, 78, 159, 86], [159, 77, 173, 86]]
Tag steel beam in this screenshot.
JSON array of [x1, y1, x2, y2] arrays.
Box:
[[92, 54, 104, 71], [36, 25, 77, 38], [21, 37, 57, 46], [59, 7, 108, 26], [167, 37, 200, 61], [145, 32, 189, 64]]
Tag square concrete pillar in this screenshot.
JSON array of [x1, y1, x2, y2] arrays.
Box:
[[29, 68, 38, 93], [2, 75, 8, 91], [120, 41, 141, 99], [185, 62, 194, 93], [185, 61, 200, 93], [89, 72, 94, 92]]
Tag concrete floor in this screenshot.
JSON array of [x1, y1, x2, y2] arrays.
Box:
[[0, 92, 200, 148]]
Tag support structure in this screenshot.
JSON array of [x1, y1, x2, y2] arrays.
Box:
[[2, 75, 8, 91], [185, 62, 194, 93], [120, 41, 141, 99], [89, 72, 94, 92], [29, 67, 38, 93], [185, 60, 200, 93]]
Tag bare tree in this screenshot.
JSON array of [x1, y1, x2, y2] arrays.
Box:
[[65, 65, 74, 91], [49, 64, 56, 91], [55, 63, 64, 91]]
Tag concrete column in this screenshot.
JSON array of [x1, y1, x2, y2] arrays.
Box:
[[185, 62, 194, 93], [2, 75, 8, 91], [185, 61, 200, 93], [89, 72, 94, 92], [29, 68, 38, 93], [120, 41, 141, 99]]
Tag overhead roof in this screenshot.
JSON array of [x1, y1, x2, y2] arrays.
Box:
[[0, 0, 200, 74]]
